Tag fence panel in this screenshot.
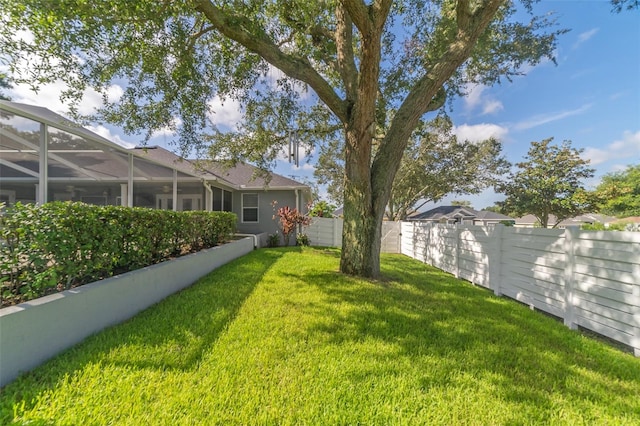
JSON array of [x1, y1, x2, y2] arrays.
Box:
[[305, 218, 400, 253], [401, 221, 415, 257], [500, 227, 566, 318], [570, 230, 640, 350], [458, 226, 495, 288], [400, 221, 640, 356], [306, 217, 342, 247]]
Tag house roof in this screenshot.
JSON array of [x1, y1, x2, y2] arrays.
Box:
[[474, 210, 514, 221], [613, 216, 640, 224], [134, 146, 308, 190], [409, 205, 476, 220], [516, 213, 617, 227], [408, 205, 513, 222], [197, 160, 308, 190]]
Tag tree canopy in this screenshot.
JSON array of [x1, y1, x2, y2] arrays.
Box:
[[594, 164, 640, 218], [498, 138, 595, 228], [0, 0, 564, 277], [315, 115, 509, 220]]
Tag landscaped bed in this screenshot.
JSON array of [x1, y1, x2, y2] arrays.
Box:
[[1, 247, 639, 424]]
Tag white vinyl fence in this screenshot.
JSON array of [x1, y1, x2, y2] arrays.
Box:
[[401, 222, 640, 356], [305, 217, 401, 253]]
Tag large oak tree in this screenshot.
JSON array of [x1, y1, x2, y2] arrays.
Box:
[[315, 115, 510, 220], [1, 0, 563, 277]]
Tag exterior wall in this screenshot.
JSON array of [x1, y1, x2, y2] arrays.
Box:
[[234, 189, 301, 238], [0, 237, 254, 388]]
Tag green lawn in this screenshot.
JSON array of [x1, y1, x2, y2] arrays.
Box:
[[1, 247, 639, 425]]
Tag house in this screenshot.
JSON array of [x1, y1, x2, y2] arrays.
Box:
[[407, 205, 514, 226], [514, 213, 617, 229], [0, 100, 311, 237]]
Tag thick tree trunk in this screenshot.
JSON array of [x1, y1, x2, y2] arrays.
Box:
[[340, 125, 385, 278], [340, 130, 382, 277]]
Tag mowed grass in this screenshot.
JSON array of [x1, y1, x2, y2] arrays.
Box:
[[1, 247, 639, 425]]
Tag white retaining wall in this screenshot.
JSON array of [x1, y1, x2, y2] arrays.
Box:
[[0, 237, 254, 387], [401, 222, 640, 356]]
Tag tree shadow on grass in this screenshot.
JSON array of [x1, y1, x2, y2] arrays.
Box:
[[0, 248, 288, 417], [299, 253, 640, 422]]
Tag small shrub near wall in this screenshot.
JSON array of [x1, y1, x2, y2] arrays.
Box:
[[0, 202, 236, 307]]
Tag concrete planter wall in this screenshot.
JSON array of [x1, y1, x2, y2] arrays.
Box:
[[0, 237, 254, 387]]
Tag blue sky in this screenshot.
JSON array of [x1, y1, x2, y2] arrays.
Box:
[[4, 1, 639, 210]]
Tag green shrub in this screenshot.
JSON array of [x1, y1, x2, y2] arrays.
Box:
[[267, 233, 280, 248], [0, 202, 236, 307]]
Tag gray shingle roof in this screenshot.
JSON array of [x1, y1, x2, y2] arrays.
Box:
[[197, 160, 307, 189], [409, 206, 479, 220], [409, 205, 513, 222], [132, 146, 308, 190]]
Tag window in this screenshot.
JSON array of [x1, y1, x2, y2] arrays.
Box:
[[242, 193, 258, 223], [213, 187, 222, 211], [223, 190, 232, 212]]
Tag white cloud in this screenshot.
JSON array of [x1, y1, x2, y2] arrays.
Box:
[[7, 78, 123, 117], [453, 123, 508, 143], [583, 130, 640, 165], [86, 124, 136, 148], [207, 95, 243, 128], [150, 116, 183, 139], [464, 84, 485, 110], [573, 28, 599, 49], [514, 103, 593, 131], [293, 163, 316, 171], [482, 100, 503, 115], [463, 83, 503, 116]]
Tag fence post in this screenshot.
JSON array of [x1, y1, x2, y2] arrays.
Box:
[[454, 224, 461, 278], [563, 227, 578, 330], [634, 282, 640, 357], [333, 218, 341, 247], [412, 221, 417, 260], [633, 241, 640, 357], [491, 224, 504, 296], [426, 223, 432, 265]]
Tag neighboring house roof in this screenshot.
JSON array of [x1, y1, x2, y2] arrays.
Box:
[[515, 213, 617, 227], [473, 210, 514, 221], [515, 214, 553, 226], [613, 216, 640, 224], [408, 205, 476, 221], [408, 206, 513, 222]]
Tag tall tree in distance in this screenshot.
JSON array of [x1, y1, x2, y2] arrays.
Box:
[[594, 164, 640, 217], [0, 0, 565, 277], [498, 138, 596, 228]]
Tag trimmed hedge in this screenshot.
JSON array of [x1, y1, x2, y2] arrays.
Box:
[[0, 202, 236, 307]]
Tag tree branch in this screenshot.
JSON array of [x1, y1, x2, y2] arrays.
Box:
[[335, 4, 358, 102], [340, 0, 372, 34], [193, 0, 348, 122], [370, 0, 504, 213]]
